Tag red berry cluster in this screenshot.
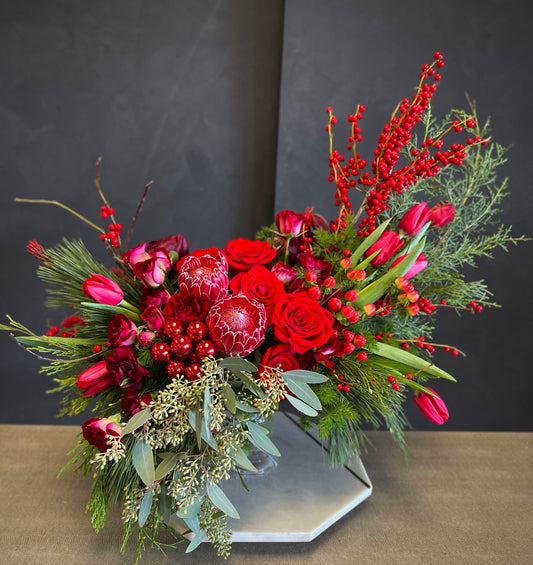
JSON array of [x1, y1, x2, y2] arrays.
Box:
[[46, 315, 85, 337], [150, 320, 218, 382], [414, 336, 436, 353]]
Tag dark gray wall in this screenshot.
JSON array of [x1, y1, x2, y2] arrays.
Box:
[[1, 0, 531, 430]]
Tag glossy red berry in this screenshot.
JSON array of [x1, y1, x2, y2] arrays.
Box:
[[328, 297, 342, 312], [187, 321, 208, 340], [166, 359, 185, 378], [164, 320, 183, 338], [196, 339, 217, 360], [171, 335, 193, 357], [356, 351, 367, 362], [185, 363, 203, 382], [151, 342, 171, 363]]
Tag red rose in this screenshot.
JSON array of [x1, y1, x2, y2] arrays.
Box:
[[206, 293, 266, 357], [106, 346, 150, 389], [82, 417, 122, 453], [229, 265, 285, 321], [258, 344, 299, 378], [275, 210, 304, 235], [224, 238, 276, 271], [178, 251, 229, 302], [270, 293, 335, 353], [121, 389, 152, 418], [107, 314, 137, 347], [163, 292, 210, 323]]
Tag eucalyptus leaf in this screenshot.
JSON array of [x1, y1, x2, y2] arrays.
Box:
[[122, 407, 151, 435], [235, 400, 259, 413], [234, 370, 264, 395], [222, 382, 237, 414], [246, 421, 281, 457], [158, 483, 172, 523], [155, 452, 178, 481], [175, 498, 202, 519], [282, 369, 328, 384], [185, 530, 206, 553], [138, 490, 153, 527], [189, 409, 203, 450], [284, 394, 319, 417], [132, 440, 155, 487], [207, 483, 240, 519], [219, 357, 258, 372], [283, 376, 322, 410], [204, 385, 212, 430], [232, 445, 258, 473], [183, 515, 200, 533]]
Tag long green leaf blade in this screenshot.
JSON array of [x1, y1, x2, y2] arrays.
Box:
[[207, 483, 240, 519], [122, 407, 151, 435]]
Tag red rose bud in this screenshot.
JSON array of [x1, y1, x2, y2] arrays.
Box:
[[390, 253, 428, 279], [275, 210, 304, 235], [398, 202, 430, 237], [428, 202, 455, 228], [364, 231, 403, 267], [82, 417, 122, 453], [82, 274, 123, 306], [413, 388, 449, 425], [207, 293, 267, 357], [76, 360, 114, 397], [178, 251, 229, 302]]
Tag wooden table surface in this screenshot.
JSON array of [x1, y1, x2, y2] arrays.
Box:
[[1, 425, 531, 565]]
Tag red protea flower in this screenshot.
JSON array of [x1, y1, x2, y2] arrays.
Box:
[[178, 251, 229, 302], [206, 293, 266, 357]]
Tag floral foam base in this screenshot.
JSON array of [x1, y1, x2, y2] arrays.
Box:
[[168, 411, 372, 542]]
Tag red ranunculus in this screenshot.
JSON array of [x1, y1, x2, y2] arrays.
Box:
[[82, 417, 122, 453], [398, 202, 430, 237], [271, 261, 297, 285], [229, 265, 285, 321], [206, 293, 266, 357], [163, 292, 210, 323], [364, 230, 404, 267], [298, 253, 332, 278], [146, 234, 189, 257], [224, 238, 276, 271], [121, 389, 152, 418], [178, 251, 229, 302], [138, 287, 171, 310], [270, 293, 335, 353], [105, 346, 150, 389], [82, 274, 123, 306], [128, 244, 172, 288], [275, 210, 304, 235], [76, 360, 114, 397], [107, 314, 137, 348]]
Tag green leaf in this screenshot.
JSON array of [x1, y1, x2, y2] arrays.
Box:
[[132, 440, 155, 487], [235, 400, 259, 413], [246, 421, 280, 457], [176, 498, 202, 519], [185, 530, 206, 553], [207, 483, 240, 519], [354, 239, 425, 308], [222, 383, 237, 414], [405, 222, 430, 254], [122, 407, 151, 435], [155, 452, 178, 481], [234, 370, 264, 396], [284, 394, 319, 417], [283, 376, 322, 410], [232, 445, 258, 473], [138, 489, 153, 527], [158, 483, 172, 523], [80, 302, 142, 323], [282, 369, 328, 384], [189, 409, 203, 450], [219, 357, 258, 372], [370, 341, 456, 381], [183, 515, 200, 533], [349, 218, 391, 265], [354, 249, 380, 271]]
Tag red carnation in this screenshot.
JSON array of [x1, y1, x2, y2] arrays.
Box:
[[206, 293, 266, 357]]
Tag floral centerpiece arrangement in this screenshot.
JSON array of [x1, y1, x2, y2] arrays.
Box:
[[2, 53, 525, 560]]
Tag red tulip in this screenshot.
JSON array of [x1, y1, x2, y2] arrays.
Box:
[[398, 202, 430, 237], [76, 360, 114, 397], [413, 388, 449, 425], [364, 231, 404, 267], [428, 202, 455, 228], [82, 274, 123, 306]]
